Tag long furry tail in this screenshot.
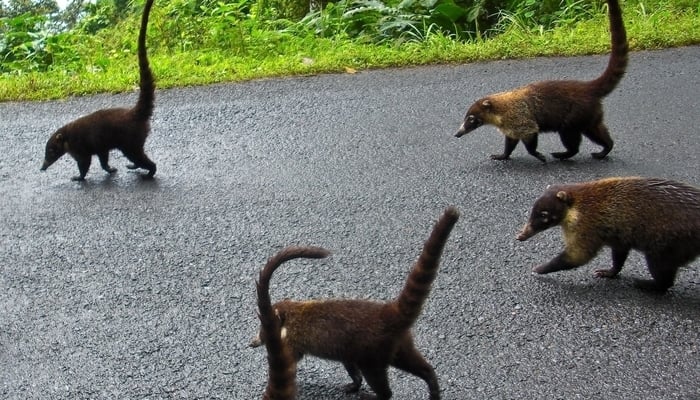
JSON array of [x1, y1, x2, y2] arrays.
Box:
[[590, 0, 628, 97], [257, 246, 330, 400], [394, 207, 460, 330], [134, 0, 155, 120]]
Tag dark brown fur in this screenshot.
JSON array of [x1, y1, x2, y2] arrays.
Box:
[[41, 0, 157, 181], [517, 177, 700, 292], [257, 246, 330, 400], [250, 207, 460, 399], [455, 0, 628, 162]]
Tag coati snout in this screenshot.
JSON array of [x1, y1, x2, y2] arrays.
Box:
[[41, 131, 67, 171], [516, 189, 570, 241], [455, 111, 484, 137]]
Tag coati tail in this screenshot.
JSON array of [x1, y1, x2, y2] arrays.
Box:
[[394, 207, 460, 329], [257, 246, 330, 400], [590, 0, 628, 97], [134, 0, 155, 120]]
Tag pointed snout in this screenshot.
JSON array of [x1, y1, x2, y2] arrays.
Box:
[[40, 160, 50, 171], [516, 223, 536, 241], [455, 123, 467, 138]]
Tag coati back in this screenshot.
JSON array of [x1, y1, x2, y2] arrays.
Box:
[[517, 177, 700, 292], [455, 0, 628, 162], [41, 0, 157, 181], [250, 207, 460, 399], [256, 246, 330, 400]]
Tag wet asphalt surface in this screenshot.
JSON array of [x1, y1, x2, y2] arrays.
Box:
[[1, 46, 699, 399]]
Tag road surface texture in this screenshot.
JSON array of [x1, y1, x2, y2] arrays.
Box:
[[1, 46, 699, 399]]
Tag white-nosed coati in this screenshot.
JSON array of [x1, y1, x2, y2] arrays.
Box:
[[257, 246, 331, 400], [41, 0, 157, 181], [455, 0, 628, 162], [516, 177, 700, 292], [250, 207, 460, 399]]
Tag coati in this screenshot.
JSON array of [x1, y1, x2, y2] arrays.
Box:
[[455, 0, 628, 162], [41, 0, 157, 181], [256, 246, 331, 400], [250, 207, 460, 399], [516, 177, 700, 292]]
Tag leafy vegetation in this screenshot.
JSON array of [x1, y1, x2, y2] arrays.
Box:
[[1, 0, 699, 101]]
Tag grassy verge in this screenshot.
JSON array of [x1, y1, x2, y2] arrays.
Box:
[[1, 2, 699, 102]]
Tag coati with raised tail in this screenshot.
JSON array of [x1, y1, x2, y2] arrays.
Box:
[[250, 207, 460, 399], [256, 246, 331, 400], [516, 177, 700, 292], [41, 0, 157, 181], [455, 0, 628, 162]]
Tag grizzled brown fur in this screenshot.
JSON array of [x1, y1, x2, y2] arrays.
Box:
[[41, 0, 156, 181], [456, 0, 628, 162], [256, 246, 330, 400], [517, 177, 700, 292], [250, 207, 460, 399]]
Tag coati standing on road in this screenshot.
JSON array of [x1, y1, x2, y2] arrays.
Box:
[[41, 0, 157, 181], [516, 177, 700, 292], [250, 207, 460, 399], [455, 0, 628, 162], [256, 246, 330, 400]]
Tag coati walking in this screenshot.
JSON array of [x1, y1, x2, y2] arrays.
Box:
[[516, 177, 700, 292], [250, 207, 460, 399], [455, 0, 628, 162], [256, 246, 331, 400], [41, 0, 157, 181]]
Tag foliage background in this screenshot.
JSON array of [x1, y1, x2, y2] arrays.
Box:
[[1, 0, 699, 100]]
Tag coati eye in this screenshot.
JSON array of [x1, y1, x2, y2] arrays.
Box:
[[539, 211, 549, 218], [467, 115, 475, 123]]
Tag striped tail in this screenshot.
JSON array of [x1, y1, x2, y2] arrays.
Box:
[[394, 207, 460, 330], [133, 0, 156, 120], [590, 0, 628, 97], [257, 246, 330, 400]]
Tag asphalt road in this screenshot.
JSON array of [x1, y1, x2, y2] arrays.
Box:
[[1, 46, 699, 400]]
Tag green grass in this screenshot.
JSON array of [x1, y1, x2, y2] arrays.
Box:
[[1, 2, 699, 102]]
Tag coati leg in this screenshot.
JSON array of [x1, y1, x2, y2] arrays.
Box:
[[122, 148, 156, 178], [359, 366, 392, 400], [532, 251, 582, 274], [594, 246, 629, 278], [98, 152, 117, 174], [522, 135, 547, 163], [583, 122, 614, 159], [73, 156, 92, 181], [635, 253, 678, 292], [391, 345, 440, 400], [491, 137, 519, 160], [551, 131, 582, 160], [343, 362, 363, 393]]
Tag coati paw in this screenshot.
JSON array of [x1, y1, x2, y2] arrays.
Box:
[[343, 382, 361, 393], [490, 154, 510, 161], [71, 176, 86, 182], [533, 153, 547, 163], [105, 167, 117, 174], [593, 268, 619, 278], [591, 151, 609, 160], [126, 164, 139, 170], [551, 151, 576, 160]]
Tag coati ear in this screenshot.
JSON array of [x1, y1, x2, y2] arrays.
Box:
[[481, 99, 492, 109], [55, 133, 63, 141], [556, 191, 572, 204]]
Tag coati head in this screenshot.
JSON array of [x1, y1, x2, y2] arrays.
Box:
[[455, 99, 491, 137], [517, 187, 572, 241], [41, 130, 68, 171]]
